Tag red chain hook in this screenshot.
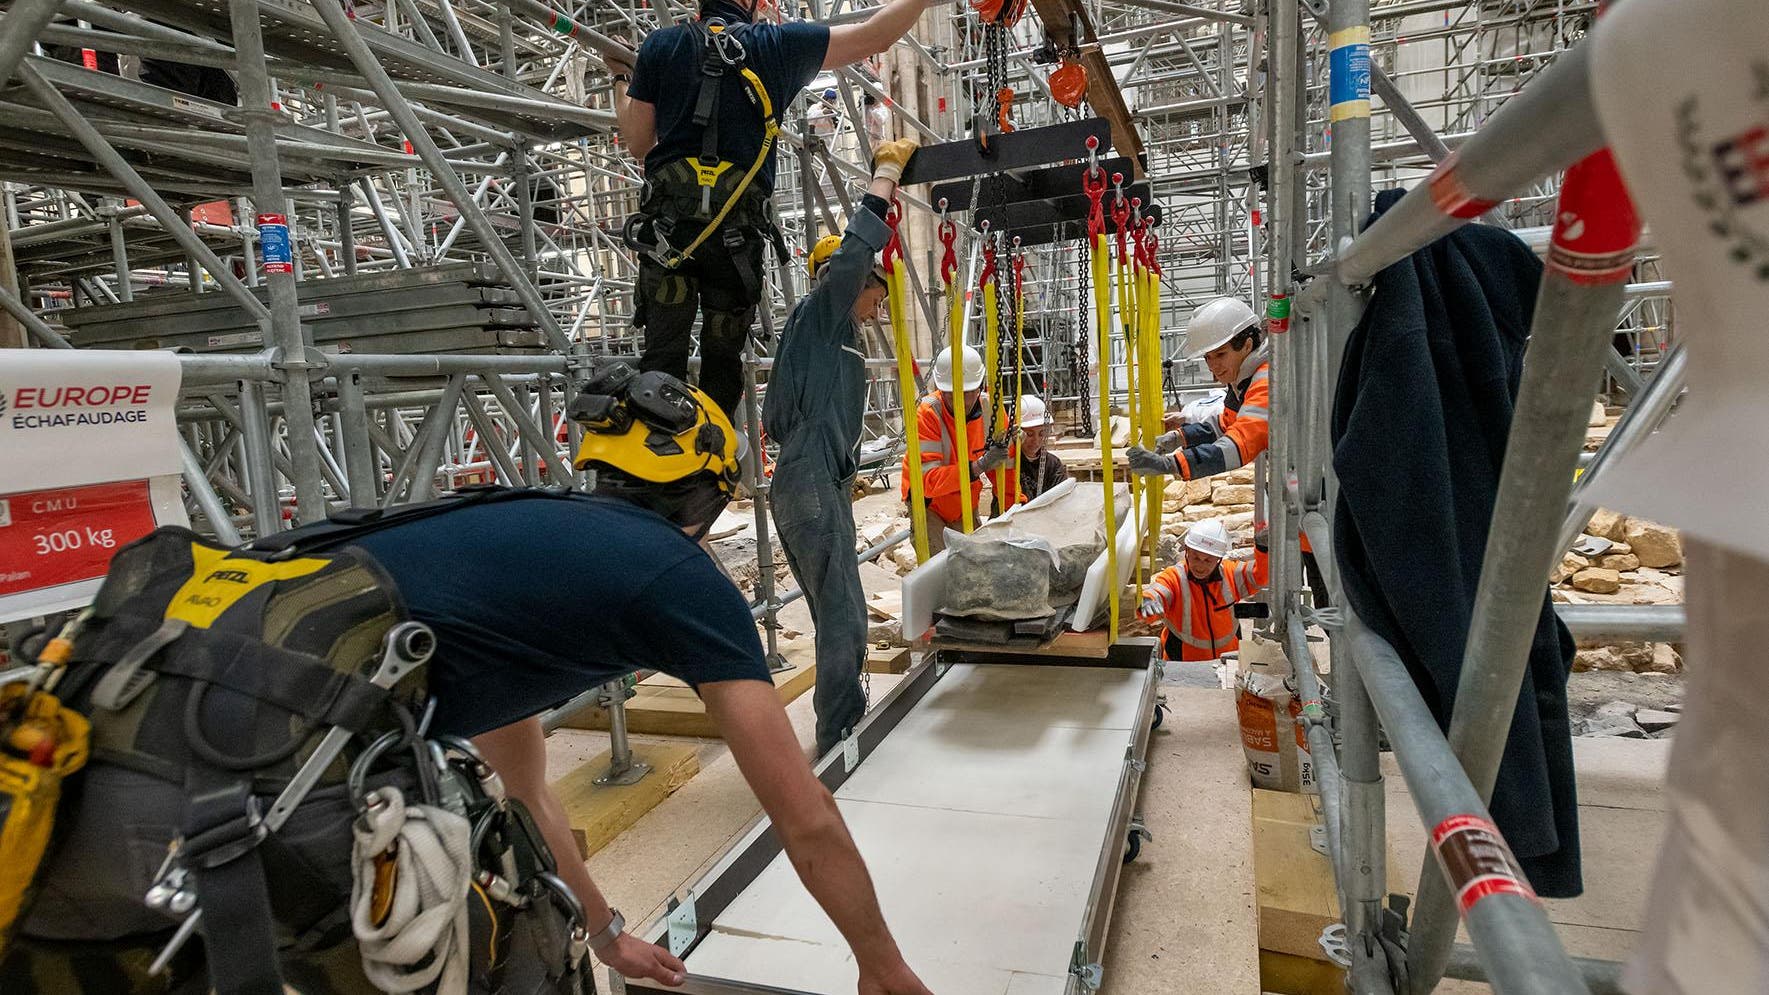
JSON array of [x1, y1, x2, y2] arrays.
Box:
[[1110, 173, 1132, 265], [938, 213, 959, 287], [1081, 137, 1107, 240], [883, 199, 904, 275], [978, 226, 997, 289]]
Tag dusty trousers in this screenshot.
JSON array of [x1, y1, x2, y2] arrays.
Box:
[[770, 451, 867, 755]]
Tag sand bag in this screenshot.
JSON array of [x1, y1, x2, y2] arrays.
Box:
[[1233, 634, 1317, 794]]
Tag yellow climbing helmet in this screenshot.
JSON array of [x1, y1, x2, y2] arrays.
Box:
[[808, 234, 843, 277], [570, 362, 742, 495]]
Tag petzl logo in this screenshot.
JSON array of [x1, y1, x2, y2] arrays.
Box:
[[1676, 62, 1769, 282], [204, 569, 252, 584]]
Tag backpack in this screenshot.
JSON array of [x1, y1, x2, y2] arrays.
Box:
[[0, 510, 592, 994]]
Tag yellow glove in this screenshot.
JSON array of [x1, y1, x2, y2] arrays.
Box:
[[872, 137, 920, 183]]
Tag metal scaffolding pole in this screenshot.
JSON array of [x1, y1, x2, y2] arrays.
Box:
[[0, 0, 62, 86], [1322, 2, 1388, 989], [1407, 151, 1641, 993], [230, 0, 328, 524], [307, 0, 571, 352]]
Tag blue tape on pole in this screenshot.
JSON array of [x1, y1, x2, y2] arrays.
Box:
[[258, 213, 292, 274], [1328, 27, 1372, 121]]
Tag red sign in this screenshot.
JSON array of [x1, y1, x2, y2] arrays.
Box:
[[0, 480, 159, 598]]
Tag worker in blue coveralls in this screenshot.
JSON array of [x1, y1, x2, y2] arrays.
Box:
[[763, 137, 918, 756]]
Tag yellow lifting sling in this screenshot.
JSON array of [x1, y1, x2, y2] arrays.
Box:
[[1084, 158, 1120, 641], [883, 205, 932, 563], [939, 216, 976, 534]]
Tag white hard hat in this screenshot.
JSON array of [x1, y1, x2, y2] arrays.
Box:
[[1183, 518, 1232, 559], [1183, 297, 1261, 359], [1018, 394, 1048, 428], [933, 346, 985, 392]]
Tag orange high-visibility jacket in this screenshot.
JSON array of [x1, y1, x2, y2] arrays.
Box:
[[900, 392, 1019, 522], [1143, 547, 1271, 661], [1170, 351, 1270, 480]]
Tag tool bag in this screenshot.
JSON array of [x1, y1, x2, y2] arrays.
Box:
[[0, 510, 592, 995]]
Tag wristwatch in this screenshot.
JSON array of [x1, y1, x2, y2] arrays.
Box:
[[587, 908, 625, 954]]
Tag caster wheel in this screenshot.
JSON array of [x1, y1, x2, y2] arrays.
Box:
[[1123, 831, 1142, 864], [1151, 704, 1167, 730]]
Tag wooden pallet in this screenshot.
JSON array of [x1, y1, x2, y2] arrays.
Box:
[[552, 643, 818, 738]]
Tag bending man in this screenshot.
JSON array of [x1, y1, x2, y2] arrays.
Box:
[[763, 139, 917, 756], [1139, 519, 1270, 662], [336, 371, 932, 994]]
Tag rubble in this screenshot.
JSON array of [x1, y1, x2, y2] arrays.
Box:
[[1635, 708, 1681, 733], [1624, 518, 1683, 568], [1573, 700, 1649, 738], [1585, 508, 1629, 542], [1570, 567, 1621, 594], [1211, 483, 1255, 505]]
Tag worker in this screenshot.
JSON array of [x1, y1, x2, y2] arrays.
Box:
[[1138, 518, 1271, 662], [1015, 394, 1070, 502], [1125, 296, 1268, 483], [611, 0, 934, 419], [900, 346, 1016, 555], [323, 371, 934, 994], [763, 137, 918, 757]]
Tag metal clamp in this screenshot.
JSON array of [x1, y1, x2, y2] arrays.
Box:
[[1069, 941, 1104, 991], [666, 891, 698, 958], [1318, 922, 1352, 968]]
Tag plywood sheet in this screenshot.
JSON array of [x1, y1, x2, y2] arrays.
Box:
[[685, 662, 1144, 993]]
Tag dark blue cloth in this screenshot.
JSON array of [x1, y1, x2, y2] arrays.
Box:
[[629, 9, 829, 195], [345, 491, 770, 737], [1332, 188, 1580, 897]]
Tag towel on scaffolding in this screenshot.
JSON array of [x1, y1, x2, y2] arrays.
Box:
[[1332, 188, 1581, 898]]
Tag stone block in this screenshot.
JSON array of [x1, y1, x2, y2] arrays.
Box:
[[1590, 400, 1608, 427], [1551, 552, 1591, 585], [1585, 508, 1629, 543], [1571, 567, 1621, 594], [1223, 466, 1256, 485], [1635, 708, 1681, 732], [1646, 643, 1682, 674], [1599, 552, 1641, 572], [1182, 503, 1220, 521], [1624, 519, 1683, 568], [1212, 483, 1256, 505]]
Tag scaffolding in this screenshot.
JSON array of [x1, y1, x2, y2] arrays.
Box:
[[0, 1, 1693, 990]]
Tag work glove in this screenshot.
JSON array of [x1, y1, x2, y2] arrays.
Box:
[[1139, 587, 1171, 620], [1153, 430, 1184, 454], [973, 442, 1012, 473], [872, 137, 920, 183], [1125, 445, 1180, 477]]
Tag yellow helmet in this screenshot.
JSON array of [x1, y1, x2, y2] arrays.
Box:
[[570, 363, 743, 523], [808, 234, 843, 277]]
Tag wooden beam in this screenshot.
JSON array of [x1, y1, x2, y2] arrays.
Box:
[[1027, 0, 1147, 176]]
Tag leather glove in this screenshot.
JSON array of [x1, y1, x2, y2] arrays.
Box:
[[872, 137, 920, 182], [1139, 587, 1170, 619], [973, 442, 1011, 473], [1153, 430, 1184, 454], [1126, 446, 1179, 476]]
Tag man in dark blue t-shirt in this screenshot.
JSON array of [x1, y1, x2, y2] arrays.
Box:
[[341, 371, 932, 995], [612, 0, 932, 421]]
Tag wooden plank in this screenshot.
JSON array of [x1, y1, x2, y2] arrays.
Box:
[[865, 646, 912, 674], [927, 627, 1113, 659], [552, 741, 700, 859], [1259, 949, 1345, 995], [1253, 788, 1341, 961], [1029, 0, 1147, 174], [555, 648, 818, 737]]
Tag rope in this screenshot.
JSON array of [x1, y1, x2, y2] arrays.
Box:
[[350, 786, 473, 994]]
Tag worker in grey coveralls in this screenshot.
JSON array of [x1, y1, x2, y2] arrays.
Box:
[[763, 137, 917, 756]]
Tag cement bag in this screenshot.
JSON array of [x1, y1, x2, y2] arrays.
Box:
[[1233, 634, 1317, 794], [940, 529, 1061, 621]]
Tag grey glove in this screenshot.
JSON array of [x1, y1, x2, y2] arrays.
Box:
[[1126, 446, 1179, 476], [1153, 430, 1184, 455], [973, 442, 1012, 473]]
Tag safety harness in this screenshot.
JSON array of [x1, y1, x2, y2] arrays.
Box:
[[624, 17, 783, 285]]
